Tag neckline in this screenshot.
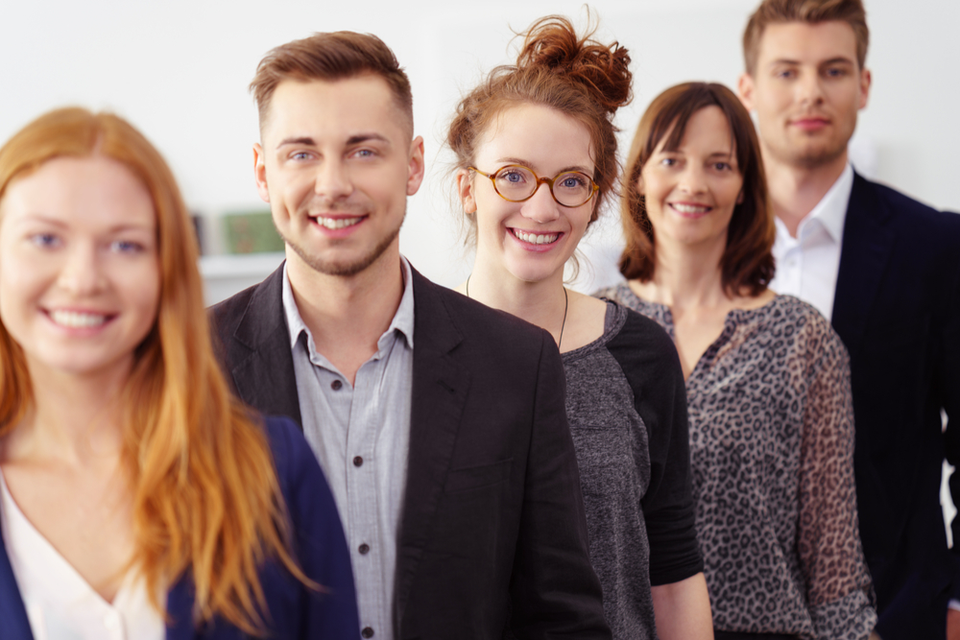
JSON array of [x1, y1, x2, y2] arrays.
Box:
[[465, 274, 570, 351], [0, 468, 139, 610], [614, 283, 786, 384], [559, 300, 623, 363], [618, 282, 783, 328]]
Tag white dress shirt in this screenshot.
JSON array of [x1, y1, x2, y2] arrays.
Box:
[[769, 163, 854, 321], [283, 257, 415, 640], [0, 471, 163, 640]]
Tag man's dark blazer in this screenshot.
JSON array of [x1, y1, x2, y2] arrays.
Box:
[[210, 264, 610, 640], [0, 417, 360, 639], [831, 172, 960, 640]]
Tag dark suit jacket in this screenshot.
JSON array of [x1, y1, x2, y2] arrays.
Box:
[[832, 173, 960, 640], [0, 417, 359, 640], [210, 264, 609, 640]]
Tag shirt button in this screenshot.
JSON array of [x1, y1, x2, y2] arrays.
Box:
[[353, 456, 363, 467], [331, 379, 343, 391], [362, 627, 375, 638], [358, 543, 370, 554]]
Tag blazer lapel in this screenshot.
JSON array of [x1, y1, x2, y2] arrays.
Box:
[[0, 530, 34, 640], [394, 269, 471, 626], [229, 265, 302, 426], [832, 172, 897, 358]]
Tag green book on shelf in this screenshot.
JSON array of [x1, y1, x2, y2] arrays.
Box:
[[222, 210, 284, 254]]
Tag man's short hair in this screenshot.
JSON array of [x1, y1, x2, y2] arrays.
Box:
[[250, 31, 414, 135], [743, 0, 869, 75]]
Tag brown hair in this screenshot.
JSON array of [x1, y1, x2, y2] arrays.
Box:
[[743, 0, 869, 75], [619, 82, 775, 297], [0, 108, 310, 633], [448, 14, 632, 230], [250, 31, 413, 135]]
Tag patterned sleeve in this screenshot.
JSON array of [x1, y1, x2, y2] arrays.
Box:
[[796, 313, 877, 640]]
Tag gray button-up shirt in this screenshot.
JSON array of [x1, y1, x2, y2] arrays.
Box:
[[282, 258, 414, 640]]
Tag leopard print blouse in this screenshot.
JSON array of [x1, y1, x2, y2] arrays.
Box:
[[596, 285, 877, 640]]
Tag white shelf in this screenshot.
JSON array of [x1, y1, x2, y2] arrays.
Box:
[[199, 253, 285, 305]]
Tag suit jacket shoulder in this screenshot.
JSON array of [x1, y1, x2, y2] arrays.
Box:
[[834, 172, 960, 640], [209, 265, 302, 425]]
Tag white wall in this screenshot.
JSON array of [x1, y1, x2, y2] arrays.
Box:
[[2, 0, 957, 295]]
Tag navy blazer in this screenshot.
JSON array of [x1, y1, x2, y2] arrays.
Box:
[[0, 416, 360, 640], [832, 173, 960, 640], [210, 264, 610, 640]]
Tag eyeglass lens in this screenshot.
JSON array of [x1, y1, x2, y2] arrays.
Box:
[[493, 166, 594, 207]]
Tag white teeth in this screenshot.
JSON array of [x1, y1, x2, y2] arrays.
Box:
[[49, 310, 107, 328], [316, 216, 362, 230], [672, 203, 710, 214], [515, 231, 559, 245]]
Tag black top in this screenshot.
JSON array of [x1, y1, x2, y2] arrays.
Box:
[[562, 301, 702, 639]]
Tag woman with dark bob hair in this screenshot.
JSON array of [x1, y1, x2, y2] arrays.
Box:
[[448, 15, 712, 640], [597, 82, 877, 639], [0, 107, 358, 638]]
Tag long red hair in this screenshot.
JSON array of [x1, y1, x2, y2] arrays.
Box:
[[0, 107, 307, 633]]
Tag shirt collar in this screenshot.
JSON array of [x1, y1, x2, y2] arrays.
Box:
[[802, 163, 854, 243], [282, 256, 416, 352]]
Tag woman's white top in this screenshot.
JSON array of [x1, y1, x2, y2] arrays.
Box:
[[0, 470, 164, 640]]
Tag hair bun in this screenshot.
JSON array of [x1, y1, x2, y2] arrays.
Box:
[[517, 15, 632, 115]]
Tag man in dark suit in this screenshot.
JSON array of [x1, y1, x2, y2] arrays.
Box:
[[210, 31, 609, 640], [738, 1, 960, 638]]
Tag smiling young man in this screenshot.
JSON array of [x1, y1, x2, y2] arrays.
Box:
[[739, 1, 960, 638], [210, 32, 609, 640]]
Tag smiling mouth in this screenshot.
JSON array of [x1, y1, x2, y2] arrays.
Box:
[[312, 215, 365, 230], [48, 310, 110, 328], [670, 203, 711, 216], [512, 229, 561, 245]]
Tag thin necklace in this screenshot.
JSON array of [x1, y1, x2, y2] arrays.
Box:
[[465, 275, 569, 350]]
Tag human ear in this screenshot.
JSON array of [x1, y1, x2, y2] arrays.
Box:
[[858, 68, 872, 110], [456, 168, 477, 214], [253, 143, 270, 204], [407, 136, 426, 196], [738, 73, 756, 111], [635, 173, 645, 196]]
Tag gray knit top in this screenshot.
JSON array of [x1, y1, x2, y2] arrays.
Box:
[[561, 301, 703, 640]]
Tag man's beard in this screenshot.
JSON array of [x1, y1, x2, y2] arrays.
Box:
[[277, 210, 405, 277]]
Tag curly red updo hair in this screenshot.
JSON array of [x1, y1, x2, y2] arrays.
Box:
[[447, 14, 632, 228]]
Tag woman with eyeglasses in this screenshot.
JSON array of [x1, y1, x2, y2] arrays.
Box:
[[447, 15, 712, 640]]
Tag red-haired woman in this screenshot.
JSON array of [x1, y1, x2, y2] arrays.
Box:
[[448, 16, 712, 640], [598, 82, 876, 640], [0, 108, 358, 639]]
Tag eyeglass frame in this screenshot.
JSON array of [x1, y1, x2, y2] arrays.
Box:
[[468, 164, 599, 208]]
